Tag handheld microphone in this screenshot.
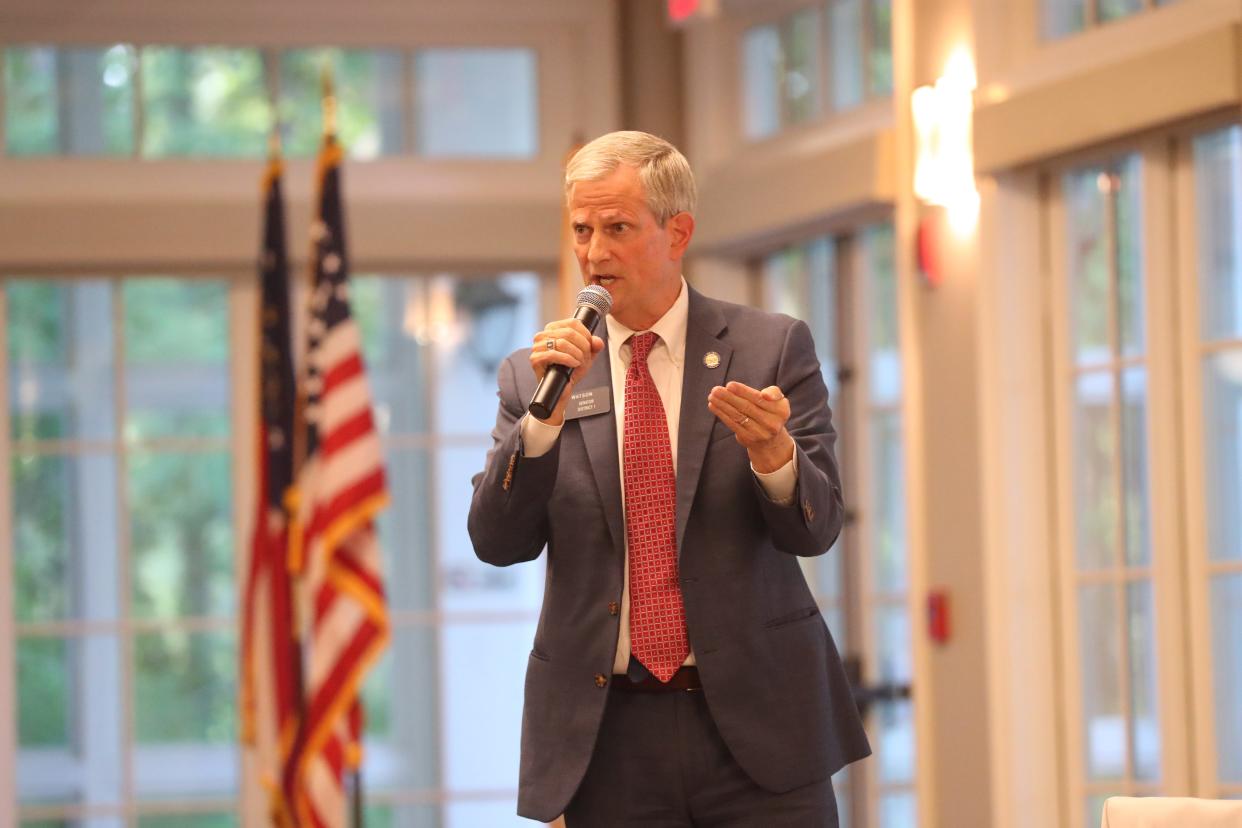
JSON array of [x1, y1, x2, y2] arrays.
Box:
[[528, 284, 613, 420]]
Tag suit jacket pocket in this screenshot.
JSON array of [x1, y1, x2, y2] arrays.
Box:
[[529, 648, 551, 662], [764, 606, 821, 630]]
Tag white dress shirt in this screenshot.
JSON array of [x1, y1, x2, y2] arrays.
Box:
[[520, 279, 797, 673]]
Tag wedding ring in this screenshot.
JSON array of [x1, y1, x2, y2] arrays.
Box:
[[738, 415, 750, 426], [545, 338, 556, 352]]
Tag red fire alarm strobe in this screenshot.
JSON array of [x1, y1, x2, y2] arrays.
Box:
[[928, 589, 951, 644], [916, 208, 946, 289]]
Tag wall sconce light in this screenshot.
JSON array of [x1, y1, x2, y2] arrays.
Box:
[[913, 47, 980, 286]]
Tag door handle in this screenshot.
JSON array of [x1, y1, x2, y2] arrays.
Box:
[[843, 654, 912, 719]]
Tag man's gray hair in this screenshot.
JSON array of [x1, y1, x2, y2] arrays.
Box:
[[564, 130, 697, 224]]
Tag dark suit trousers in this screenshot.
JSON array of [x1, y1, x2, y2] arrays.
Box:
[[563, 685, 839, 827]]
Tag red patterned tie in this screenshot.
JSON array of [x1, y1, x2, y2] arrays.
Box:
[[623, 332, 689, 682]]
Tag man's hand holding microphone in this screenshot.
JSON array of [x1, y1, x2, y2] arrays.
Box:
[[527, 285, 611, 425]]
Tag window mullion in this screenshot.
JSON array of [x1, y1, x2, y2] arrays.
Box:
[[0, 48, 9, 153], [859, 0, 874, 101], [823, 1, 837, 114], [402, 50, 416, 156], [114, 278, 137, 817], [837, 233, 863, 669], [264, 47, 281, 145], [1103, 172, 1140, 791], [424, 279, 450, 810], [132, 46, 144, 159], [0, 283, 18, 824], [777, 19, 791, 132], [230, 272, 260, 824]]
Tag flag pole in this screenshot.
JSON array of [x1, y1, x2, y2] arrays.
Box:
[[318, 59, 367, 828], [321, 62, 337, 142], [352, 763, 364, 828]]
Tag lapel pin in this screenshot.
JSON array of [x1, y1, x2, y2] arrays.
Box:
[[703, 351, 721, 369]]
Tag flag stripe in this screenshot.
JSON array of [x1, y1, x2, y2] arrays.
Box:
[[317, 374, 373, 435], [289, 134, 390, 828], [305, 472, 387, 548], [242, 157, 303, 827], [320, 408, 378, 459], [322, 352, 364, 394]]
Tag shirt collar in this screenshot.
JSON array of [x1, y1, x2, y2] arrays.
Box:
[[605, 277, 689, 368]]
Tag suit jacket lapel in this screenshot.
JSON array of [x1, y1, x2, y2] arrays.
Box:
[[676, 289, 731, 554], [577, 327, 626, 556]]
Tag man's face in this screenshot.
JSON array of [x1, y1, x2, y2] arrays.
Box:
[[568, 164, 692, 331]]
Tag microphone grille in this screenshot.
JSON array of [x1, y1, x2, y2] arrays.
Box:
[[576, 284, 613, 316]]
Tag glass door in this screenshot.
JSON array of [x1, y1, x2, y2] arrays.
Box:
[[1178, 124, 1242, 802], [1045, 123, 1242, 825], [758, 220, 916, 828]]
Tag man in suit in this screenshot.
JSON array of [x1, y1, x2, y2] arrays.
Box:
[[468, 131, 869, 827]]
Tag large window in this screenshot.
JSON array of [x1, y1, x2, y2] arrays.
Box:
[[5, 271, 548, 826], [1045, 123, 1242, 826], [741, 0, 892, 141], [1056, 158, 1161, 825], [353, 272, 545, 825], [279, 49, 406, 159], [2, 44, 540, 160], [1041, 0, 1180, 41], [759, 222, 915, 828], [2, 46, 136, 156], [8, 277, 238, 825], [1188, 125, 1242, 799]]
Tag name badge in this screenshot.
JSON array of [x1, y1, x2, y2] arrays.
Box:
[[564, 386, 611, 421]]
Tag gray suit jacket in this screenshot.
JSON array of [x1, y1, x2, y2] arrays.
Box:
[[468, 287, 870, 822]]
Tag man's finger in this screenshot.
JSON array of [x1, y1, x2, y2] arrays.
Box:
[[707, 398, 772, 446], [536, 333, 586, 364], [711, 386, 778, 421], [550, 319, 594, 352], [706, 398, 747, 433], [708, 391, 775, 433], [531, 350, 582, 375], [726, 381, 789, 414], [543, 326, 590, 353], [725, 381, 766, 404], [539, 327, 591, 360]]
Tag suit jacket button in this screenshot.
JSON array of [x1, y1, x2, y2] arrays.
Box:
[[594, 673, 608, 688], [608, 601, 619, 616]]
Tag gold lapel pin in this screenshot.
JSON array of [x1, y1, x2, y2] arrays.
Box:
[[703, 351, 721, 369]]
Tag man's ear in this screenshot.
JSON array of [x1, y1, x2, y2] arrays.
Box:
[[667, 211, 695, 259]]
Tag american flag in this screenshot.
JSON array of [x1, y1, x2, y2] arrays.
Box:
[[241, 155, 304, 827], [288, 134, 390, 828]]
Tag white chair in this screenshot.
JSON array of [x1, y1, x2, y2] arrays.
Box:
[[1101, 796, 1242, 827]]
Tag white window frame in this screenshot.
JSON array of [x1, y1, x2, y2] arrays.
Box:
[[0, 267, 558, 826], [1172, 118, 1242, 801], [1044, 138, 1191, 827], [980, 116, 1242, 827], [974, 0, 1237, 103], [753, 219, 918, 828], [0, 272, 252, 825]]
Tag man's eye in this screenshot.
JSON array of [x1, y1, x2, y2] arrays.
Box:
[[573, 225, 590, 236], [611, 223, 628, 233]]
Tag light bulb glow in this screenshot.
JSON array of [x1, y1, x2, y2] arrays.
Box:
[[912, 47, 980, 236]]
